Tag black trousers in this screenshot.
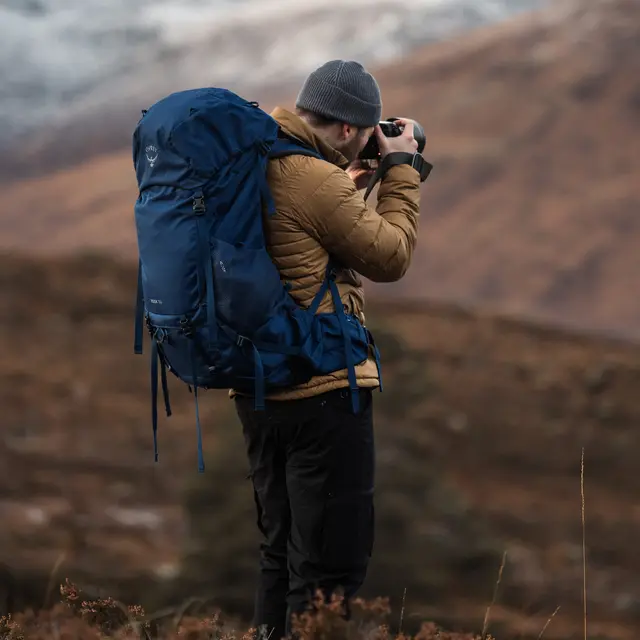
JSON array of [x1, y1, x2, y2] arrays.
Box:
[[235, 388, 375, 640]]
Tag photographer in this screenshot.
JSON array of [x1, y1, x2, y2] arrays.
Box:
[[233, 59, 424, 639]]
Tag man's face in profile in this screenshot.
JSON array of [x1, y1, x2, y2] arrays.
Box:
[[335, 124, 375, 163]]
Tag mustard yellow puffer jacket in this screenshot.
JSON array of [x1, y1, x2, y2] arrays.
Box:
[[230, 106, 421, 401]]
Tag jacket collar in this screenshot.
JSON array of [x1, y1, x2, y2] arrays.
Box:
[[270, 107, 350, 169]]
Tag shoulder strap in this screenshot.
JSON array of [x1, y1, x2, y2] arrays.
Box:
[[264, 129, 364, 413], [268, 129, 325, 161]]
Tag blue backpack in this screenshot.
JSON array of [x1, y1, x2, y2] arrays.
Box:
[[132, 87, 382, 472]]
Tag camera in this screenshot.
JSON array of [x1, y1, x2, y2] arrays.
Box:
[[359, 117, 426, 161]]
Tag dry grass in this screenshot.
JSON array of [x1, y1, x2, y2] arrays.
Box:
[[0, 446, 592, 640], [0, 582, 492, 640], [537, 607, 560, 640], [581, 448, 587, 640], [481, 552, 506, 640]]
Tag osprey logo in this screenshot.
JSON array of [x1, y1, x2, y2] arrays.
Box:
[[145, 145, 159, 168]]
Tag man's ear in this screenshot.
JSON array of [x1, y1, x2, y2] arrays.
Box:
[[338, 122, 353, 141]]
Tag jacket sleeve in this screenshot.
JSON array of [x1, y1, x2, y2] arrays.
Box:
[[295, 163, 421, 283]]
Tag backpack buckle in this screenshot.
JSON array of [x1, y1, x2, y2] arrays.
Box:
[[192, 196, 206, 215], [180, 318, 193, 337], [257, 141, 271, 156]]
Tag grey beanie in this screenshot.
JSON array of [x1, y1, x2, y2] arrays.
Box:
[[295, 60, 382, 128]]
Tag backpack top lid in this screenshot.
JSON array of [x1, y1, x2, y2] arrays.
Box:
[[133, 87, 281, 191]]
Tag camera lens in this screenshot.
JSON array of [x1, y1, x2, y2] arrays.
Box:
[[358, 117, 426, 160]]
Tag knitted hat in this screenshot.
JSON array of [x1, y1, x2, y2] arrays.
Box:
[[295, 60, 382, 128]]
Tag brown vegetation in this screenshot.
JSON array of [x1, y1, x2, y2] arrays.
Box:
[[2, 252, 640, 639], [0, 581, 492, 640]]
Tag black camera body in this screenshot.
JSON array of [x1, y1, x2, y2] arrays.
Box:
[[359, 117, 426, 161]]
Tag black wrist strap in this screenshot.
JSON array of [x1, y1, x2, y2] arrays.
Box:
[[363, 151, 433, 201]]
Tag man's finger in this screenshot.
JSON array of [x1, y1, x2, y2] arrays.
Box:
[[396, 119, 415, 139]]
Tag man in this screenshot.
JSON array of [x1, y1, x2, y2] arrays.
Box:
[[233, 59, 422, 639]]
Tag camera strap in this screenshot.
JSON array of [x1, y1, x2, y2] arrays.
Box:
[[363, 151, 433, 201]]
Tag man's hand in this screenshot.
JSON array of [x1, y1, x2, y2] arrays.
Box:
[[375, 118, 419, 159], [345, 160, 375, 191]]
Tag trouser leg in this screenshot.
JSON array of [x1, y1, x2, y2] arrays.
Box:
[[284, 389, 375, 636], [237, 398, 291, 640]]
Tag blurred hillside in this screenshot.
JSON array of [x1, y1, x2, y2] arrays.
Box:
[[1, 252, 640, 639], [369, 0, 640, 339], [1, 0, 639, 342]]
